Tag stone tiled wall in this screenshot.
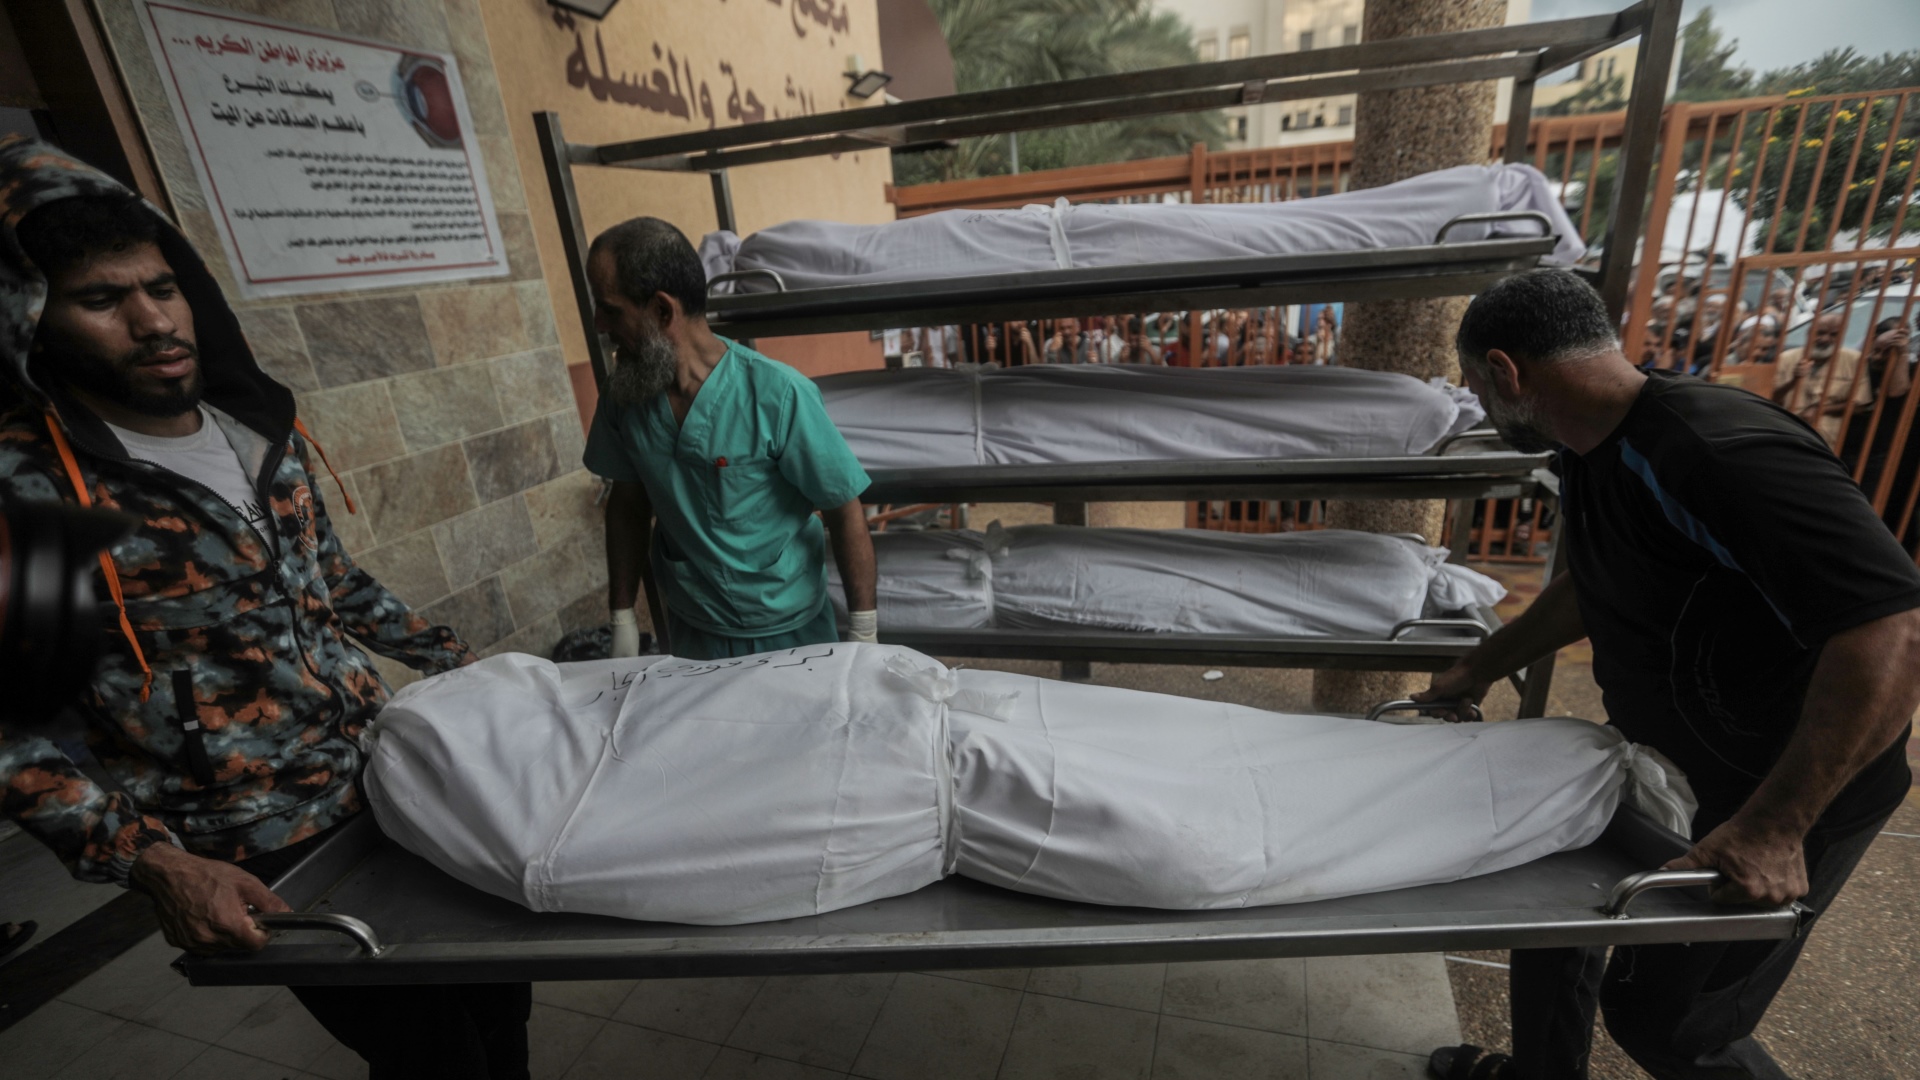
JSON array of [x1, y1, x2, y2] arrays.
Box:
[[95, 0, 605, 686]]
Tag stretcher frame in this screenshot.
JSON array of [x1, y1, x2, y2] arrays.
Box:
[[530, 2, 1677, 714], [178, 796, 1800, 988]]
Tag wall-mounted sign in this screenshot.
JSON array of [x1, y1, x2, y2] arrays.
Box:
[[135, 0, 509, 298]]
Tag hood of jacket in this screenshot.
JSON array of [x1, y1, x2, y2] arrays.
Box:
[[0, 134, 293, 453]]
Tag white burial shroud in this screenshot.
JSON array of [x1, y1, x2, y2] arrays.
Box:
[[698, 162, 1585, 292], [818, 364, 1488, 467], [365, 646, 1693, 926], [828, 526, 1509, 636]]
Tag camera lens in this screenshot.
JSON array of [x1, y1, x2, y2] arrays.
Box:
[[0, 502, 136, 724]]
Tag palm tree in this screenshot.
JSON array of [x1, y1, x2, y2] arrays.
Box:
[[894, 0, 1226, 184]]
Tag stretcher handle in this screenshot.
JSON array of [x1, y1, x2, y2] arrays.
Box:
[[1365, 698, 1482, 724], [1388, 618, 1491, 642], [708, 268, 788, 294], [1601, 869, 1723, 919], [1430, 429, 1507, 456], [1434, 210, 1554, 244], [254, 912, 386, 958]]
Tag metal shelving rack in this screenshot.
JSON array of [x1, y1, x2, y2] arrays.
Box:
[[533, 0, 1681, 718]]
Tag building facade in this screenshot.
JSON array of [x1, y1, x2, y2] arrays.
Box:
[[1157, 0, 1531, 151]]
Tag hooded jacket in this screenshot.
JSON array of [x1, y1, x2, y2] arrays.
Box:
[[0, 136, 474, 883]]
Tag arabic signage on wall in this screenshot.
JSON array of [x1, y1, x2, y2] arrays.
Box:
[[135, 0, 509, 299]]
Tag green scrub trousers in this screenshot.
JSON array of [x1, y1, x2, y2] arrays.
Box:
[[665, 598, 840, 660]]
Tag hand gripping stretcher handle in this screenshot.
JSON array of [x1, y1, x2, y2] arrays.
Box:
[[1365, 698, 1483, 724], [254, 912, 386, 958]]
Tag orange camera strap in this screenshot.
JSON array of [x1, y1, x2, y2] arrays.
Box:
[[43, 411, 153, 701], [292, 417, 356, 514]]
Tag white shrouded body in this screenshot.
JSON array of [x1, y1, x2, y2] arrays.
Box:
[[699, 163, 1585, 293], [366, 647, 1692, 926], [819, 364, 1488, 469], [828, 526, 1507, 637]]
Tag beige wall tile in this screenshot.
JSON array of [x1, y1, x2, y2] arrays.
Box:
[[549, 409, 587, 474], [522, 469, 600, 551], [235, 307, 318, 393], [360, 443, 479, 542], [465, 418, 562, 503], [369, 653, 419, 692], [498, 212, 544, 281], [297, 296, 436, 387], [418, 283, 530, 366], [349, 530, 449, 610], [433, 496, 539, 588], [482, 611, 561, 659], [557, 588, 607, 637], [421, 577, 515, 651], [479, 133, 525, 212], [516, 281, 560, 348], [296, 383, 406, 472], [491, 348, 574, 426], [500, 528, 605, 628], [390, 364, 506, 450]]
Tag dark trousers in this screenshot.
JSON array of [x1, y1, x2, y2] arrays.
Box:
[[1508, 810, 1887, 1080], [239, 822, 533, 1080]]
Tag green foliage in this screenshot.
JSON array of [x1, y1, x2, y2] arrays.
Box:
[[1725, 95, 1919, 252], [1674, 7, 1753, 103], [892, 0, 1226, 185]]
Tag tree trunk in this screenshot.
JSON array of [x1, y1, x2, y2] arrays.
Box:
[[1312, 0, 1505, 713]]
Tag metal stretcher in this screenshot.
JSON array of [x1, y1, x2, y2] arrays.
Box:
[[698, 216, 1556, 340], [180, 805, 1799, 987]]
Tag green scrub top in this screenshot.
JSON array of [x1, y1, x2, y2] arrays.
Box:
[[583, 340, 871, 637]]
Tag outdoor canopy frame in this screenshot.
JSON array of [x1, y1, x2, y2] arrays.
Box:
[[532, 0, 1680, 715]]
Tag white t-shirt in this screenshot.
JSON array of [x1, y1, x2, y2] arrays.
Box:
[[106, 408, 269, 533]]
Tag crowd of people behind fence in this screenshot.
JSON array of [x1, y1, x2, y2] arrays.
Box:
[[894, 305, 1344, 370]]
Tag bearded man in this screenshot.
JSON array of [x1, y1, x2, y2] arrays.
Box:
[[1772, 311, 1871, 444], [582, 217, 877, 660], [1421, 270, 1920, 1080]]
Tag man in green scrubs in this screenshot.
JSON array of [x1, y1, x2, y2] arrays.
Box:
[[582, 217, 878, 660]]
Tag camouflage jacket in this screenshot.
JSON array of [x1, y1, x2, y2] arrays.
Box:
[[0, 136, 473, 883]]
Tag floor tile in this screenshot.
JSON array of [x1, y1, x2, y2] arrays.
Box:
[[924, 968, 1031, 990], [614, 977, 766, 1043], [48, 1016, 205, 1080], [852, 973, 1021, 1080], [1025, 964, 1166, 1013], [0, 1000, 127, 1080], [1150, 1016, 1308, 1080], [996, 994, 1158, 1080], [562, 1020, 720, 1080], [133, 981, 277, 1044], [725, 974, 895, 1071], [530, 1003, 606, 1080], [55, 933, 183, 1019], [1304, 954, 1459, 1057], [216, 987, 340, 1070], [305, 1040, 370, 1080], [1305, 1040, 1429, 1080], [165, 1045, 306, 1079], [534, 981, 640, 1019], [705, 1047, 845, 1079], [1162, 959, 1307, 1036]]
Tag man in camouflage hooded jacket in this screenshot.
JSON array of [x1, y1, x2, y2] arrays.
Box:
[[0, 137, 527, 1077]]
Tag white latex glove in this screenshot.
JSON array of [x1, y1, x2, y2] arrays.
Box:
[[610, 608, 641, 658], [847, 609, 878, 644]]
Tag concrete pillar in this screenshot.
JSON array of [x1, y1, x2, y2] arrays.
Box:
[[1312, 0, 1505, 713]]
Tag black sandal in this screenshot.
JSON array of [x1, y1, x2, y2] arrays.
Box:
[[0, 921, 36, 961], [1428, 1044, 1513, 1080]]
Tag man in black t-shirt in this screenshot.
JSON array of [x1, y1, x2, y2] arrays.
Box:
[[1418, 271, 1920, 1080]]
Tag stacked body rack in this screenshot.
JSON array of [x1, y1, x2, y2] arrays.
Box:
[[533, 0, 1683, 716], [169, 0, 1809, 990]]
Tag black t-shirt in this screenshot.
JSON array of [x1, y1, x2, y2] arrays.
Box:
[[1561, 370, 1920, 835]]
